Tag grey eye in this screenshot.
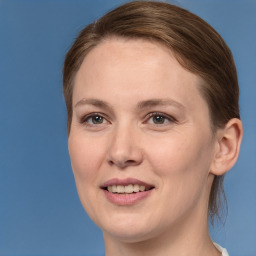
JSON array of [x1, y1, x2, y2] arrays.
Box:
[[91, 115, 104, 124], [152, 115, 166, 124]]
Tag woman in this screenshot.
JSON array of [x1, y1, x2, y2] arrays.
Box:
[[63, 1, 243, 255]]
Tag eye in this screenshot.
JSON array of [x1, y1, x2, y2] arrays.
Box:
[[81, 113, 108, 126], [89, 115, 104, 124], [146, 112, 176, 125], [151, 115, 167, 124]]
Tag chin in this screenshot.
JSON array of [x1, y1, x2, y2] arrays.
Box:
[[103, 226, 156, 243], [96, 212, 160, 243]]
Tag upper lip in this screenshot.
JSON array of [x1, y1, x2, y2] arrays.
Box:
[[101, 178, 155, 190]]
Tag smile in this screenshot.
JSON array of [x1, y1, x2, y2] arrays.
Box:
[[106, 184, 152, 194], [101, 178, 155, 205]]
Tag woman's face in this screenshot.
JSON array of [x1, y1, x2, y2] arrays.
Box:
[[68, 38, 218, 242]]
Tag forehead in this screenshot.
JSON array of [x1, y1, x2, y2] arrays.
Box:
[[73, 38, 208, 113], [79, 37, 177, 76]]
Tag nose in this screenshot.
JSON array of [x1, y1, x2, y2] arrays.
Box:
[[107, 124, 143, 169]]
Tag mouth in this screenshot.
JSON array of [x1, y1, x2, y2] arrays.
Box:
[[103, 184, 154, 194], [101, 178, 155, 205]]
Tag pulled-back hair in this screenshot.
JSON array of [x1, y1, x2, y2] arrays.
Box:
[[63, 1, 240, 223]]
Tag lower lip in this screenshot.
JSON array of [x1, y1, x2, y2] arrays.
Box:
[[103, 189, 153, 206]]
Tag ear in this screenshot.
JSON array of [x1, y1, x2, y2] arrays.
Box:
[[210, 118, 243, 176]]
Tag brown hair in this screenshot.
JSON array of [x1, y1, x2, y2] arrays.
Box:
[[63, 1, 240, 223]]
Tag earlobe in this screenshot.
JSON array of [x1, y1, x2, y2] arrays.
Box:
[[210, 118, 243, 176]]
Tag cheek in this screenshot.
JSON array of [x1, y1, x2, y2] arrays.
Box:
[[68, 134, 107, 221], [147, 132, 213, 190], [68, 134, 105, 185], [146, 134, 213, 220], [158, 128, 211, 163]]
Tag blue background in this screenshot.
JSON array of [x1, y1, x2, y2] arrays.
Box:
[[0, 0, 255, 255]]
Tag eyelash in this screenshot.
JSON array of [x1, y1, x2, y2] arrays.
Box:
[[145, 112, 177, 125], [80, 113, 109, 126], [79, 112, 177, 127]]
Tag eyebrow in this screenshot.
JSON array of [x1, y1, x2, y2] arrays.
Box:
[[74, 98, 185, 111], [137, 99, 185, 110], [74, 98, 113, 111]]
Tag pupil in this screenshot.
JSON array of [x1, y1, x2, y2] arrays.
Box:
[[93, 116, 103, 124], [154, 116, 164, 124]]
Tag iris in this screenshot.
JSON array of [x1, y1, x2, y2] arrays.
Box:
[[153, 115, 165, 124], [92, 115, 103, 124]]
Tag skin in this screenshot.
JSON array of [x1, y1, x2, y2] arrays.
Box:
[[68, 38, 243, 256]]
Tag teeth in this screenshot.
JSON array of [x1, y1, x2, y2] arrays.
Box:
[[124, 184, 134, 193], [139, 185, 145, 192], [117, 185, 124, 193], [134, 184, 139, 192], [112, 185, 117, 193], [107, 184, 149, 194]]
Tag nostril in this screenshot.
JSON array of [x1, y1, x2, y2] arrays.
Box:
[[108, 160, 114, 166], [107, 142, 143, 168], [107, 159, 139, 168], [126, 160, 137, 165]]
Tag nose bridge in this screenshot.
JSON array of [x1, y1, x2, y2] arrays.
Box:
[[107, 121, 143, 168]]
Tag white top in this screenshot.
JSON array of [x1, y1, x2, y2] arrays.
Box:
[[214, 242, 229, 256]]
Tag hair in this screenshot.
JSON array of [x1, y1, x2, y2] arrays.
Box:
[[63, 1, 240, 223]]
